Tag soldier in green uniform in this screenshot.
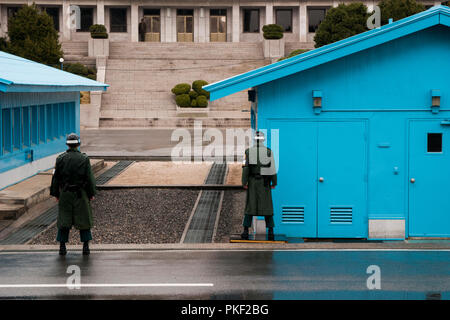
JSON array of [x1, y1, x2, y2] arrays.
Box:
[[50, 133, 96, 256], [241, 131, 277, 240]]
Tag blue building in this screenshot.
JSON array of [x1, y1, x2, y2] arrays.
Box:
[[0, 51, 107, 189], [205, 6, 450, 239]]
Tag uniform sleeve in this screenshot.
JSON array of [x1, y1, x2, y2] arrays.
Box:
[[50, 157, 61, 198], [241, 150, 249, 186], [84, 157, 97, 199], [269, 149, 277, 187]]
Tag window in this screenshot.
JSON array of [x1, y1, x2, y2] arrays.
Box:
[[43, 7, 60, 31], [143, 9, 160, 16], [110, 8, 127, 32], [78, 7, 94, 32], [12, 108, 21, 151], [2, 109, 12, 154], [39, 105, 46, 143], [276, 9, 292, 33], [177, 9, 194, 42], [308, 8, 327, 33], [22, 107, 30, 148], [427, 133, 443, 153], [52, 104, 59, 140], [58, 103, 65, 137], [7, 7, 21, 19], [46, 104, 52, 141], [210, 9, 227, 17], [31, 106, 38, 145], [243, 9, 260, 33]]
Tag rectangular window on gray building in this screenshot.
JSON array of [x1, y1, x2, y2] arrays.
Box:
[[43, 7, 60, 31], [7, 7, 20, 19], [78, 7, 94, 32], [110, 8, 127, 32], [276, 9, 292, 32], [308, 8, 327, 33], [243, 9, 260, 33]]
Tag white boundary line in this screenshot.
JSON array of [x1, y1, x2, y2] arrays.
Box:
[[1, 248, 450, 255], [0, 283, 214, 289]]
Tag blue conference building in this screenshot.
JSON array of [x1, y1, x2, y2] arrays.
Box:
[[0, 51, 107, 190], [205, 6, 450, 240]]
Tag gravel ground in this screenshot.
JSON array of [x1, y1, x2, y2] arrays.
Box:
[[30, 189, 199, 245], [214, 190, 247, 243]]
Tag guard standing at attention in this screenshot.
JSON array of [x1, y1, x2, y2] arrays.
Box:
[[50, 133, 96, 256], [241, 131, 277, 240]]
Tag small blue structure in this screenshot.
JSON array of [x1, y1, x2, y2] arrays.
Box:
[[0, 51, 107, 189], [205, 6, 450, 239]]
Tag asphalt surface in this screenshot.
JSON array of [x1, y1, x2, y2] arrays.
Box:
[[0, 249, 448, 300]]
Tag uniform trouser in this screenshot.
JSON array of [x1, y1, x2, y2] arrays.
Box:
[[57, 228, 92, 243], [243, 214, 275, 228]]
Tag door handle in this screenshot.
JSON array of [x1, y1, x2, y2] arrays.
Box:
[[319, 177, 324, 182], [410, 178, 415, 183]]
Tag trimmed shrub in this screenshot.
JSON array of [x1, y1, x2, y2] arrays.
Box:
[[63, 63, 96, 80], [89, 24, 108, 39], [171, 83, 191, 95], [190, 99, 198, 107], [196, 95, 208, 108], [278, 49, 309, 61], [0, 37, 8, 51], [192, 80, 210, 98], [189, 90, 199, 99], [175, 94, 191, 107], [262, 24, 284, 40]]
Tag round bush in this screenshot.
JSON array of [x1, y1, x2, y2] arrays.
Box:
[[189, 90, 199, 99], [90, 24, 108, 39], [192, 80, 210, 98], [190, 99, 197, 107], [196, 95, 208, 108], [64, 63, 89, 77], [171, 83, 191, 95], [175, 94, 191, 107], [262, 24, 284, 39]]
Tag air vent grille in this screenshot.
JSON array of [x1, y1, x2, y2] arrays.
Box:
[[330, 207, 353, 224], [282, 206, 305, 223]]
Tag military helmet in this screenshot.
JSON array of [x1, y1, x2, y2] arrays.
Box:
[[254, 131, 265, 141], [66, 133, 81, 146]]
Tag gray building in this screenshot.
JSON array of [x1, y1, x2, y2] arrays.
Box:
[[0, 1, 441, 44]]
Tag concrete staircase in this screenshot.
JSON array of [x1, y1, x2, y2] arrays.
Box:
[[100, 42, 270, 128], [61, 41, 96, 68]]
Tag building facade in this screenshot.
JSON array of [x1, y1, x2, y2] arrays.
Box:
[[0, 1, 442, 45], [205, 6, 450, 239]]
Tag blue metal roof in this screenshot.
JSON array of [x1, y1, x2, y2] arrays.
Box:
[[204, 5, 450, 101], [0, 50, 108, 93]]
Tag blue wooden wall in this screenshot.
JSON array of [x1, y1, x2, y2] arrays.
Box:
[[257, 25, 450, 238], [0, 91, 80, 174]]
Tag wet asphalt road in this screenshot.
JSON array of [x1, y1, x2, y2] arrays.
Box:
[[0, 249, 448, 300]]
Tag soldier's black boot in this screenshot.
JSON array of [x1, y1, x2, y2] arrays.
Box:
[[82, 241, 90, 255], [59, 242, 67, 256], [268, 228, 274, 241], [241, 227, 249, 240]]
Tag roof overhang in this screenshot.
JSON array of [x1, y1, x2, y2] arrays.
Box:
[[204, 6, 450, 101]]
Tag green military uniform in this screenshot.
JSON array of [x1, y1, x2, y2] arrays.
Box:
[[242, 141, 277, 229], [50, 148, 96, 243]]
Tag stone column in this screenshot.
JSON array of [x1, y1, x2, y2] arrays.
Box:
[[62, 1, 71, 41], [299, 1, 307, 43], [265, 2, 274, 25], [97, 0, 105, 25], [0, 5, 5, 38], [232, 2, 240, 42], [131, 3, 139, 42], [198, 7, 207, 43]]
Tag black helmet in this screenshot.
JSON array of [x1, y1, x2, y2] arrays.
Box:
[[66, 133, 81, 146]]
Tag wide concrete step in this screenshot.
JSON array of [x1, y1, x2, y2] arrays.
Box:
[[99, 117, 251, 128], [0, 204, 26, 220], [109, 42, 264, 59]]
